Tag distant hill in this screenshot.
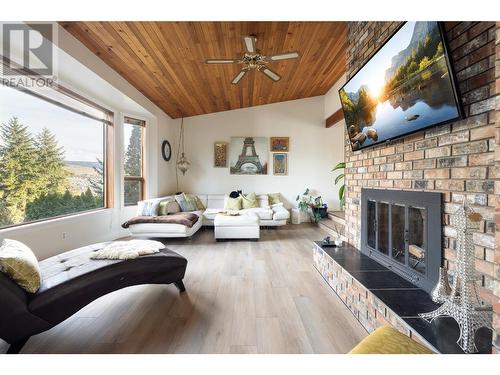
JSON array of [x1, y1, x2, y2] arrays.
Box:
[[64, 161, 100, 195], [65, 160, 100, 169]]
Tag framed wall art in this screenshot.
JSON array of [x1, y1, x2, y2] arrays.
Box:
[[273, 153, 288, 176], [229, 137, 268, 175], [214, 142, 228, 168], [270, 137, 289, 152]]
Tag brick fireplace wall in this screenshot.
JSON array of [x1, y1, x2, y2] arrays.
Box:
[[344, 22, 499, 353]]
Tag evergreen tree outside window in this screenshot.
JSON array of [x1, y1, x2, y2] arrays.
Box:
[[123, 117, 145, 206], [0, 84, 110, 228]]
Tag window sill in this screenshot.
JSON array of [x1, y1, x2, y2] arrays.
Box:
[[0, 207, 112, 232]]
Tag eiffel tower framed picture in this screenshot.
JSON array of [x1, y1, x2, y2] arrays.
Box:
[[229, 137, 268, 175]]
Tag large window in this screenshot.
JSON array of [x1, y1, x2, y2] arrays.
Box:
[[123, 117, 145, 206], [0, 84, 112, 228]]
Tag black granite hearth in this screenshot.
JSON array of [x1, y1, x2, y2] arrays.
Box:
[[314, 241, 493, 354]]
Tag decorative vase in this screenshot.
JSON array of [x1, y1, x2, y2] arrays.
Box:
[[430, 267, 452, 303]]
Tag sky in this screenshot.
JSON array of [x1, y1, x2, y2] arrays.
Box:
[[0, 85, 104, 162], [343, 22, 416, 98]]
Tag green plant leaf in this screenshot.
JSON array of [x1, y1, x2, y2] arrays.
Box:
[[331, 162, 345, 171], [338, 184, 345, 202], [334, 173, 344, 185]]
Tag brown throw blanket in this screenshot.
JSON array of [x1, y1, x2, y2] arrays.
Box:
[[122, 212, 199, 228]]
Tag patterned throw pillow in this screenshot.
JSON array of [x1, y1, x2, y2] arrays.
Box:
[[175, 193, 197, 212], [0, 239, 41, 293], [194, 196, 206, 211], [224, 195, 242, 210], [137, 198, 165, 216], [241, 192, 258, 209], [268, 193, 281, 205]]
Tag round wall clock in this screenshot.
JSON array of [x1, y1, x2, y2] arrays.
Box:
[[161, 140, 172, 161]]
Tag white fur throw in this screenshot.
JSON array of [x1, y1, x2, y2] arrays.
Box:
[[90, 240, 165, 260]]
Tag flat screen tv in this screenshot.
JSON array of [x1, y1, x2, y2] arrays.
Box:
[[339, 21, 463, 151]]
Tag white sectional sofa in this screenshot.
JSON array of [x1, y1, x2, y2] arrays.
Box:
[[127, 193, 290, 238]]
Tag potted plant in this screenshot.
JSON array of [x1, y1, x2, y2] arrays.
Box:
[[296, 188, 328, 223], [332, 162, 345, 210]]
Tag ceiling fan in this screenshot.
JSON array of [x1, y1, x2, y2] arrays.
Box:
[[205, 35, 300, 84]]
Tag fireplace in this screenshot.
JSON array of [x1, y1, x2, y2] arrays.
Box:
[[360, 188, 442, 293]]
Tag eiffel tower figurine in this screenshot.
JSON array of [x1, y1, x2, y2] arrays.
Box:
[[419, 203, 493, 353]]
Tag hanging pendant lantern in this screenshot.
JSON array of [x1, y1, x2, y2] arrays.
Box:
[[176, 117, 190, 175], [177, 152, 190, 175]]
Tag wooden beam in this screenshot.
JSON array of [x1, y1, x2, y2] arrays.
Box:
[[325, 108, 344, 128]]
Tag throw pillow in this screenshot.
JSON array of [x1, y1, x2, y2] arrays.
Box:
[[158, 199, 181, 215], [241, 192, 258, 209], [194, 196, 206, 211], [224, 195, 242, 210], [137, 198, 165, 216], [175, 193, 197, 212], [268, 193, 281, 205], [0, 239, 41, 293]]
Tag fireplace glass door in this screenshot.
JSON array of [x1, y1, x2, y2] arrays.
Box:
[[391, 204, 406, 265], [361, 188, 440, 292], [408, 206, 426, 275], [365, 201, 428, 275]]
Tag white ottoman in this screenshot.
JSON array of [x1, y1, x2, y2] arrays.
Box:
[[214, 213, 260, 240]]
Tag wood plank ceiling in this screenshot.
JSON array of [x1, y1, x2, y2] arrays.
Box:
[[60, 22, 347, 119]]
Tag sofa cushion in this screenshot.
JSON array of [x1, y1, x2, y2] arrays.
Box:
[[268, 193, 281, 205], [272, 206, 290, 221], [224, 195, 242, 210], [206, 194, 225, 209], [158, 199, 181, 215], [0, 239, 41, 293], [136, 197, 166, 216], [175, 193, 197, 212], [203, 208, 222, 221], [241, 192, 258, 209], [257, 194, 269, 208], [240, 207, 273, 220]]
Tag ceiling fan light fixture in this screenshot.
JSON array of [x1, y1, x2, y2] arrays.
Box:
[[205, 35, 297, 85]]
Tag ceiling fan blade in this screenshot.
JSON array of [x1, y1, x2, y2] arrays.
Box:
[[261, 67, 281, 82], [268, 52, 300, 61], [242, 36, 257, 54], [231, 69, 247, 85], [206, 59, 239, 64]]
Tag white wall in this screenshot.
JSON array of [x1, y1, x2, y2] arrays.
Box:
[[177, 96, 345, 210], [0, 24, 177, 260], [324, 74, 347, 208]]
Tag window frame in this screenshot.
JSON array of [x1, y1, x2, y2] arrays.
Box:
[[123, 116, 146, 207], [0, 57, 115, 229]]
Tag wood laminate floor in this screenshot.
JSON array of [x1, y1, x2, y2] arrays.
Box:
[[1, 224, 367, 354]]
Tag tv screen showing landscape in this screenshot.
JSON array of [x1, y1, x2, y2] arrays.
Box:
[[339, 21, 462, 151]]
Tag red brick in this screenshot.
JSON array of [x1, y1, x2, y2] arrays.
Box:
[[425, 146, 451, 158], [470, 125, 496, 140], [424, 169, 450, 179], [435, 180, 465, 191], [404, 150, 424, 161]]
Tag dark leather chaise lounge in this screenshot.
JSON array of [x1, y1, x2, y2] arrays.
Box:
[[0, 242, 187, 354]]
